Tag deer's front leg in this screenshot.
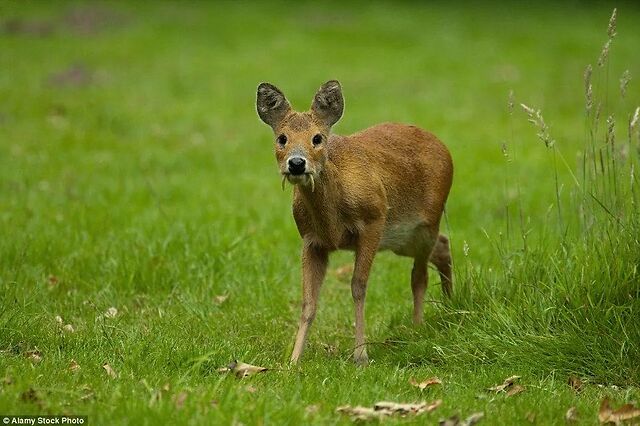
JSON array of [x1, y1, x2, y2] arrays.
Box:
[[351, 220, 384, 365], [290, 241, 328, 364]]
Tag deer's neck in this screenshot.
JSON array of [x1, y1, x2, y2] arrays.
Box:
[[295, 161, 346, 248]]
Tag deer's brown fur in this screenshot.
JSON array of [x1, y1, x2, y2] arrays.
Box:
[[257, 81, 453, 365]]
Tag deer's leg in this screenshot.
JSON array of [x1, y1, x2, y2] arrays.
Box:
[[351, 221, 384, 365], [429, 234, 453, 298], [290, 242, 328, 364], [411, 257, 428, 325]]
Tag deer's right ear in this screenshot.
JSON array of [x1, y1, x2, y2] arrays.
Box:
[[257, 83, 291, 128]]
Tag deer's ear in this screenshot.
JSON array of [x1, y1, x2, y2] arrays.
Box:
[[257, 83, 291, 128], [311, 80, 343, 127]]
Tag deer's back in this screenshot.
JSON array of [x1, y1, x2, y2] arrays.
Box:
[[329, 123, 453, 254]]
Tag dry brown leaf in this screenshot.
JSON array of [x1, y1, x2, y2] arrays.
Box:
[[69, 359, 81, 372], [487, 375, 520, 393], [173, 391, 188, 409], [506, 384, 525, 397], [463, 412, 485, 426], [322, 343, 339, 356], [104, 307, 118, 318], [410, 376, 442, 390], [439, 412, 484, 426], [424, 399, 444, 413], [337, 405, 387, 421], [102, 362, 117, 378], [224, 360, 267, 378], [214, 295, 229, 304], [568, 376, 583, 393], [375, 399, 442, 415], [525, 412, 536, 423], [25, 350, 42, 364], [245, 385, 257, 393], [440, 414, 461, 426], [210, 399, 219, 408], [599, 397, 640, 424], [565, 406, 579, 423], [338, 400, 441, 421]]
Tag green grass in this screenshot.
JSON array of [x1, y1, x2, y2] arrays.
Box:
[[1, 1, 639, 424]]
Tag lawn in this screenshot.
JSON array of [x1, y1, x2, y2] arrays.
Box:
[[1, 1, 639, 424]]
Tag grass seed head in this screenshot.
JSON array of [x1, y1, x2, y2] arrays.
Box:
[[520, 103, 555, 148], [598, 39, 611, 67], [620, 70, 631, 98], [631, 107, 640, 131], [606, 115, 615, 145], [607, 8, 617, 39]]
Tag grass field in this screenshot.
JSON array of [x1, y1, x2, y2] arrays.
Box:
[[1, 1, 640, 424]]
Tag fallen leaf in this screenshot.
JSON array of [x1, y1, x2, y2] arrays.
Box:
[[102, 362, 117, 378], [440, 414, 461, 426], [63, 324, 75, 333], [69, 359, 81, 372], [410, 376, 442, 390], [439, 412, 484, 426], [338, 400, 441, 421], [25, 350, 42, 364], [525, 412, 536, 423], [506, 384, 525, 397], [162, 383, 170, 392], [214, 295, 229, 304], [322, 343, 339, 356], [374, 401, 433, 414], [173, 391, 188, 409], [599, 397, 640, 424], [568, 376, 583, 393], [487, 375, 520, 393], [337, 405, 386, 421], [565, 406, 578, 423], [104, 307, 118, 318], [48, 275, 59, 286], [464, 412, 485, 426], [2, 376, 14, 386], [210, 399, 219, 408], [224, 360, 268, 378], [245, 385, 257, 393]]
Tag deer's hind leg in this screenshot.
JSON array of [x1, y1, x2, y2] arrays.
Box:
[[429, 234, 452, 298], [411, 256, 428, 325]]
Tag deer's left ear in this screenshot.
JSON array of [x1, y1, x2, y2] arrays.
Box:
[[257, 83, 291, 128], [311, 80, 343, 127]]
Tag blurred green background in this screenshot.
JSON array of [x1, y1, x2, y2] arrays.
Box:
[[1, 1, 639, 424]]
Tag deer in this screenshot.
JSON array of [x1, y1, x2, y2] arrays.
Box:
[[256, 80, 453, 365]]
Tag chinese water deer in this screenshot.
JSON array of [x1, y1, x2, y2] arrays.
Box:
[[256, 80, 453, 365]]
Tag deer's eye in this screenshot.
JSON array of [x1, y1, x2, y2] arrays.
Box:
[[277, 134, 287, 145], [312, 134, 323, 145]]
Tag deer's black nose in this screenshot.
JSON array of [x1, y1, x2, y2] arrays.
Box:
[[288, 157, 306, 175]]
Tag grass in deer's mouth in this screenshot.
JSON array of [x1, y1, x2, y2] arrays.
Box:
[[1, 2, 639, 425]]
